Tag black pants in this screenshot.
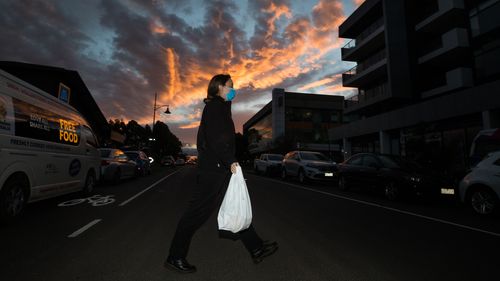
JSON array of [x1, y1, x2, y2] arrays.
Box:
[[168, 169, 263, 259]]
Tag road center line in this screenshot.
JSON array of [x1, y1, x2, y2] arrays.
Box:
[[119, 169, 183, 207], [263, 177, 500, 238], [68, 219, 101, 238]]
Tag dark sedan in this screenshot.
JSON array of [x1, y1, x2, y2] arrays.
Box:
[[337, 153, 443, 201], [125, 151, 152, 176]]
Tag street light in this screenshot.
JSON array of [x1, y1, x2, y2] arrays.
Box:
[[152, 92, 171, 133]]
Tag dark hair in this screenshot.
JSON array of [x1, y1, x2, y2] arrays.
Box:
[[206, 74, 231, 102]]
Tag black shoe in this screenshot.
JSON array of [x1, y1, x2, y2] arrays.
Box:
[[250, 241, 279, 264], [164, 256, 197, 273]]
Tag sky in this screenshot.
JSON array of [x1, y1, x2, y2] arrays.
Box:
[[0, 0, 365, 145]]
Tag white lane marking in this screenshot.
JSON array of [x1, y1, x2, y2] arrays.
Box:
[[119, 169, 183, 207], [68, 219, 102, 238], [262, 177, 500, 238]]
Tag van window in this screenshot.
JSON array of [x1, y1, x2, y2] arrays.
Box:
[[12, 97, 81, 146], [82, 126, 98, 148]]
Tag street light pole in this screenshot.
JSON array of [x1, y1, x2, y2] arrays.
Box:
[[153, 92, 157, 134], [152, 92, 171, 135]]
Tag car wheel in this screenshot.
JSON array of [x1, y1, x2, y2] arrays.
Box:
[[384, 182, 399, 201], [0, 175, 28, 222], [470, 187, 498, 216], [338, 175, 348, 191], [298, 169, 306, 184], [112, 169, 121, 185], [281, 168, 287, 180], [82, 171, 96, 195], [254, 166, 260, 175]]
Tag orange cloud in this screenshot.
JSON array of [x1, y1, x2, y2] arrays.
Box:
[[150, 18, 168, 34], [353, 0, 365, 7], [179, 121, 201, 129], [298, 76, 339, 91], [128, 1, 349, 142]]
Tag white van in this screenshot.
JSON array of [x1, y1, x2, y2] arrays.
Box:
[[0, 69, 101, 221]]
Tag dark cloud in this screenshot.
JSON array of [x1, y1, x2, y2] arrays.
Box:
[[0, 0, 91, 68]]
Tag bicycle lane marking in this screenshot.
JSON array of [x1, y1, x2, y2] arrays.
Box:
[[260, 176, 500, 238], [119, 168, 184, 207], [58, 195, 116, 207], [67, 219, 102, 238]]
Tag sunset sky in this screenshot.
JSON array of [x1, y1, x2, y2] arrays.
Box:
[[0, 0, 364, 144]]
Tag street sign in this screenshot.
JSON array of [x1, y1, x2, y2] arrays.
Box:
[[58, 83, 71, 103]]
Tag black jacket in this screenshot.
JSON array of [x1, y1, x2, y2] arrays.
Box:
[[197, 96, 236, 172]]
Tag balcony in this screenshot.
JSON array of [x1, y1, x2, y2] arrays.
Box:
[[344, 82, 390, 114], [418, 28, 469, 65], [420, 67, 473, 99], [341, 18, 385, 61], [416, 0, 465, 33], [342, 49, 387, 87]]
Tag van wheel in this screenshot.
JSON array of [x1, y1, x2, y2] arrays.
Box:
[[82, 171, 96, 195], [0, 175, 28, 222], [112, 169, 121, 185]]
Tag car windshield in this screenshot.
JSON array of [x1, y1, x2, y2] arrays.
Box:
[[379, 155, 422, 170], [300, 152, 328, 161], [268, 155, 283, 161], [100, 149, 111, 158]]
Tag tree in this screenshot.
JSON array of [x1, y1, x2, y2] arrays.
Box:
[[152, 121, 182, 159]]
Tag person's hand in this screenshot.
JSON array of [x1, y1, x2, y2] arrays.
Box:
[[230, 162, 239, 174]]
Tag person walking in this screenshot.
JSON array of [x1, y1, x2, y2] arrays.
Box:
[[165, 74, 278, 273]]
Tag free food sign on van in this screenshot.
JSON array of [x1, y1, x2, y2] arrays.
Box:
[[13, 98, 81, 146]]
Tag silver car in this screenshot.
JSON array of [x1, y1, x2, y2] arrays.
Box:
[[281, 151, 337, 183], [459, 151, 500, 216], [99, 148, 138, 184]]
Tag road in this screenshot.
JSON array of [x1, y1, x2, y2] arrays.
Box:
[[1, 165, 499, 281]]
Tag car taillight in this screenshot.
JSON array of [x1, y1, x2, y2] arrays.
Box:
[[101, 160, 110, 166]]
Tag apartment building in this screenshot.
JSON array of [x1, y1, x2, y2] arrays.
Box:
[[333, 0, 500, 177]]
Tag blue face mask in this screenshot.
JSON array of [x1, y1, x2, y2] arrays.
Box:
[[226, 88, 236, 101]]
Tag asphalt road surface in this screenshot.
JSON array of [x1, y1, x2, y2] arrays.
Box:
[[1, 165, 499, 281]]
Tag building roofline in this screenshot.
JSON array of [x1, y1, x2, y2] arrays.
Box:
[[339, 0, 381, 38], [243, 100, 272, 130]]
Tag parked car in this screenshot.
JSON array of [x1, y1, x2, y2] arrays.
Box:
[[254, 154, 283, 175], [0, 69, 101, 221], [337, 153, 443, 201], [458, 151, 500, 216], [99, 148, 137, 184], [469, 128, 500, 169], [281, 151, 336, 183], [161, 155, 175, 167], [175, 158, 186, 166], [125, 150, 152, 176]]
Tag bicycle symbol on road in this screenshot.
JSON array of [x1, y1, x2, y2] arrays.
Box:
[[58, 194, 116, 207]]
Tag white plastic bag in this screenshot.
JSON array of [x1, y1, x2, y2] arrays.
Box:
[[217, 166, 252, 233]]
